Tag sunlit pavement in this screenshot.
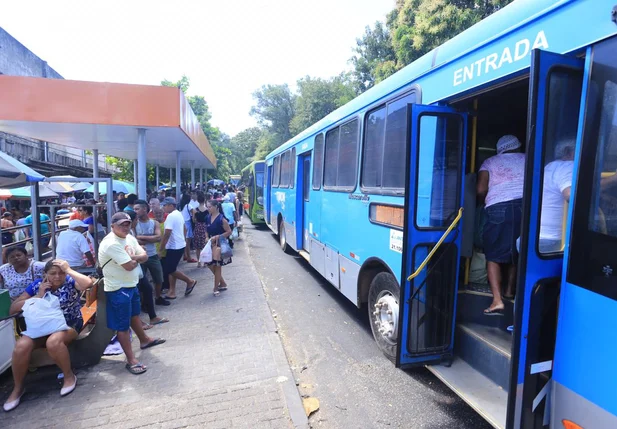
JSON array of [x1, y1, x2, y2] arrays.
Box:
[[0, 236, 308, 429]]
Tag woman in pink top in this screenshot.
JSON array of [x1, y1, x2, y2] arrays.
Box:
[[477, 135, 525, 315]]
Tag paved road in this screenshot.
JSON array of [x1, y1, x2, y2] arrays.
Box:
[[244, 221, 492, 429]]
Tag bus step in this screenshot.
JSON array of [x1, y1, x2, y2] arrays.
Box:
[[455, 322, 512, 391], [456, 290, 514, 330], [427, 357, 507, 429], [298, 250, 310, 263]]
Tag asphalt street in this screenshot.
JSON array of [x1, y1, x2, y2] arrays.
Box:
[[244, 220, 492, 429]]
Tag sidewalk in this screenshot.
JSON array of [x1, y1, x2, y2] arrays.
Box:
[[0, 237, 308, 429]]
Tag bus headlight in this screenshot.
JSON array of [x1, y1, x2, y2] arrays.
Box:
[[257, 197, 263, 205]]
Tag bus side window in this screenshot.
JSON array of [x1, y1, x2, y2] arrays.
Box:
[[312, 134, 324, 190]]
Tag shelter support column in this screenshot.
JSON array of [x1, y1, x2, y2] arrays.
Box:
[[191, 161, 195, 190], [137, 128, 147, 199], [93, 149, 99, 201], [176, 152, 182, 202], [133, 160, 138, 192]]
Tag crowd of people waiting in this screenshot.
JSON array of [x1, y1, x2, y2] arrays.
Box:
[[0, 182, 243, 412]]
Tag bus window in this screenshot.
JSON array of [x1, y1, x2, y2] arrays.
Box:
[[290, 148, 296, 188], [256, 171, 264, 198], [312, 134, 324, 190], [324, 127, 340, 187], [280, 151, 290, 189], [362, 106, 386, 188], [416, 114, 462, 229], [537, 69, 583, 255], [338, 119, 359, 190], [273, 155, 281, 188]]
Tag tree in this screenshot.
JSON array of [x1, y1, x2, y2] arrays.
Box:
[[229, 127, 263, 171], [250, 84, 296, 145], [290, 75, 356, 136], [350, 21, 397, 93]]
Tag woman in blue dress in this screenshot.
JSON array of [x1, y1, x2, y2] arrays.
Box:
[[4, 259, 94, 411], [205, 200, 232, 296]]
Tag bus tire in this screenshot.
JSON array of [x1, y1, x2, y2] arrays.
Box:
[[279, 220, 293, 254], [368, 272, 400, 363]]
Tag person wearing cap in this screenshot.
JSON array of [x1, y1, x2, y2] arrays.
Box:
[[477, 135, 525, 315], [160, 197, 197, 298], [98, 212, 165, 375], [55, 219, 96, 268]]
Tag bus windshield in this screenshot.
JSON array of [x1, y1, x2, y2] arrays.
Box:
[[256, 172, 264, 197]]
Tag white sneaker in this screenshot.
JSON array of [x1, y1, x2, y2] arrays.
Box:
[[3, 390, 25, 412]]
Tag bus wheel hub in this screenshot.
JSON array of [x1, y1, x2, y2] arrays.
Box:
[[373, 294, 398, 343]]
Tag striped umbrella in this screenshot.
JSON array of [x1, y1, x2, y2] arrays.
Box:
[[0, 152, 44, 189]]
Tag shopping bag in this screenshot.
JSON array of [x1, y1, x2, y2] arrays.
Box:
[[200, 240, 213, 264], [220, 237, 233, 259], [21, 292, 69, 339], [231, 227, 239, 240]]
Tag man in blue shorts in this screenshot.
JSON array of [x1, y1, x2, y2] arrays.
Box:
[[99, 212, 166, 375]]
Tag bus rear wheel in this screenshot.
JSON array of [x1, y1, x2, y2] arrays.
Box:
[[279, 220, 292, 254], [368, 272, 400, 363]]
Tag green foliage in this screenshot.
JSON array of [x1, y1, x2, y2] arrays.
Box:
[[161, 75, 190, 93], [290, 75, 356, 136], [228, 127, 263, 171], [250, 84, 296, 145], [350, 21, 397, 93]]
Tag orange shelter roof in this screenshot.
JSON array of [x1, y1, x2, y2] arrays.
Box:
[[0, 76, 216, 169]]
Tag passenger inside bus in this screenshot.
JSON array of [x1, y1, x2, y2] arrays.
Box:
[[476, 135, 525, 315]]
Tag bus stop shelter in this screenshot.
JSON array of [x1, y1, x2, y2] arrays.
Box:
[[0, 75, 217, 200]]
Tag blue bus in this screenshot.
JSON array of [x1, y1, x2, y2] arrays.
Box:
[[264, 1, 617, 428]]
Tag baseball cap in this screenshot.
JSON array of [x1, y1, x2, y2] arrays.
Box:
[[223, 195, 230, 202], [111, 212, 132, 225], [68, 219, 89, 229], [162, 197, 177, 206]]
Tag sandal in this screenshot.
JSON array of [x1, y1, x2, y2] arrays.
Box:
[[185, 280, 197, 296], [483, 306, 505, 316], [140, 338, 166, 350], [126, 362, 147, 375], [151, 318, 169, 326], [213, 289, 220, 297], [142, 323, 154, 331]]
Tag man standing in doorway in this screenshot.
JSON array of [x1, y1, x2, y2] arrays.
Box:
[[160, 198, 197, 298], [99, 212, 165, 375]]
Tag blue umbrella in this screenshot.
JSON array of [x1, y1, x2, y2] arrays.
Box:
[[207, 179, 225, 186], [84, 180, 135, 195], [0, 152, 44, 189]]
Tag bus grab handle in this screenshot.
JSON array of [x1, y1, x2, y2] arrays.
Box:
[[407, 207, 464, 281]]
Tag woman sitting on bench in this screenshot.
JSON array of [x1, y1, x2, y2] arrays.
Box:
[[3, 259, 94, 412]]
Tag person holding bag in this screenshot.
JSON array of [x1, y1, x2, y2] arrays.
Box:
[[3, 259, 94, 412], [205, 200, 233, 296]]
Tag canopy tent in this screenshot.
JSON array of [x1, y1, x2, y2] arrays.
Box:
[[71, 181, 92, 191], [0, 185, 58, 200], [0, 152, 44, 189], [84, 180, 135, 195]]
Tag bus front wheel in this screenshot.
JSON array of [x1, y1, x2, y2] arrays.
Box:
[[368, 272, 400, 363], [279, 220, 293, 254]]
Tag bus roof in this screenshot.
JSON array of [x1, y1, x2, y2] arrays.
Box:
[[266, 0, 607, 160], [241, 160, 265, 173]]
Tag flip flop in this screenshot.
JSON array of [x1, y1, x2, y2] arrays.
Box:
[[213, 290, 220, 297], [483, 307, 505, 316], [140, 338, 166, 350], [218, 286, 228, 291], [151, 318, 169, 326], [142, 323, 154, 331], [164, 295, 177, 300], [184, 280, 197, 296], [126, 362, 147, 375]]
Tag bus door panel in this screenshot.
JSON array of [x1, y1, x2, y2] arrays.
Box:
[[301, 153, 311, 251], [266, 164, 273, 225], [397, 104, 467, 367], [507, 50, 584, 429]]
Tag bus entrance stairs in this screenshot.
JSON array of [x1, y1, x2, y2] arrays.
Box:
[[426, 289, 515, 429]]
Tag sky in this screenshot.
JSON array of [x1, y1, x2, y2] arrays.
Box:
[[0, 0, 395, 137]]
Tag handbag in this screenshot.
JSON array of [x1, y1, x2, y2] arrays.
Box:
[[220, 237, 233, 259], [22, 292, 70, 339], [212, 241, 222, 261]]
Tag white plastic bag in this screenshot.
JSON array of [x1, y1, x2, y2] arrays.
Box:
[[231, 227, 239, 240], [22, 292, 70, 339], [200, 239, 213, 264]]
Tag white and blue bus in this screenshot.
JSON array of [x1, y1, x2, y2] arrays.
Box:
[[264, 1, 617, 428]]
